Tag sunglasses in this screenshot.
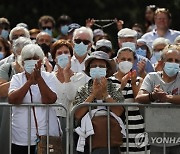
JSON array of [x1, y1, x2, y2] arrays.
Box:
[[42, 26, 52, 30], [74, 39, 90, 45]]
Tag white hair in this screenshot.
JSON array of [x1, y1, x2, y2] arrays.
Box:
[[21, 44, 44, 62], [12, 37, 32, 54], [9, 26, 30, 41], [174, 35, 180, 44], [72, 26, 93, 43], [152, 37, 170, 49]]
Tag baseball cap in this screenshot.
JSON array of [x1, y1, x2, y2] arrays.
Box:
[[96, 39, 112, 50], [68, 23, 81, 33]]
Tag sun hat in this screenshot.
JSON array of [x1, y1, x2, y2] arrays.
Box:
[[84, 51, 116, 77]]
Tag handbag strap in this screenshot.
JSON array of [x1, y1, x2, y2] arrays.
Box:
[[29, 88, 40, 138]]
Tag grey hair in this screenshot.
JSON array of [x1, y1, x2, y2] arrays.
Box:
[[9, 26, 30, 41], [152, 37, 170, 49], [72, 26, 93, 43], [21, 44, 45, 62], [161, 44, 180, 60], [12, 37, 32, 55]]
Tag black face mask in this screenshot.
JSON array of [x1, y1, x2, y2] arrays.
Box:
[[39, 43, 50, 54]]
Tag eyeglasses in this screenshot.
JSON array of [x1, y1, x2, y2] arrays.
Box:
[[74, 39, 90, 45], [42, 26, 52, 30]]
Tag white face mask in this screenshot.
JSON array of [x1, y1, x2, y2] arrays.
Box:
[[24, 60, 38, 74], [118, 61, 133, 74]]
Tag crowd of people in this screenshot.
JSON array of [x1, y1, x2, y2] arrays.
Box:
[[0, 5, 180, 154]]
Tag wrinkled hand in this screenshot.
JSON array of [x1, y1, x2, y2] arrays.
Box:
[[137, 59, 146, 76], [63, 56, 73, 82], [115, 18, 124, 30], [121, 72, 131, 90], [44, 57, 53, 72], [153, 85, 168, 102], [29, 60, 42, 84], [92, 77, 108, 99], [86, 18, 95, 28]]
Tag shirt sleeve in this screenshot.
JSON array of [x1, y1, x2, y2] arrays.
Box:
[[0, 63, 11, 81], [140, 73, 153, 93], [8, 74, 21, 94], [65, 72, 87, 101]]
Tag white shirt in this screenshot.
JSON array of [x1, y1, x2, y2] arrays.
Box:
[[9, 71, 60, 146], [54, 72, 90, 117], [71, 55, 89, 73]]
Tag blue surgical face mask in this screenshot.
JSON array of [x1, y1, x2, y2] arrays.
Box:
[[163, 62, 180, 77], [0, 52, 4, 60], [61, 25, 68, 35], [43, 28, 52, 36], [74, 42, 88, 57], [122, 42, 136, 52], [136, 48, 147, 57], [57, 54, 69, 68], [90, 67, 107, 79], [153, 51, 162, 61], [24, 60, 38, 74], [1, 29, 9, 39]]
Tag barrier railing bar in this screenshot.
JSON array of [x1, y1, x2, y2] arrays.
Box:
[[125, 106, 129, 154], [107, 106, 111, 154], [28, 106, 31, 154]]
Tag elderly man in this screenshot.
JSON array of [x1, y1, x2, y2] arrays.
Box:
[[136, 44, 180, 154], [0, 26, 30, 66], [141, 8, 180, 47], [117, 28, 154, 78], [71, 26, 93, 73], [36, 31, 54, 72]]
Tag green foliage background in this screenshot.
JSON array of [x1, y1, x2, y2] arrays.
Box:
[[0, 0, 179, 49]]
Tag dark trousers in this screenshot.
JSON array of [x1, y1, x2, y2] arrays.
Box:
[[11, 144, 36, 154]]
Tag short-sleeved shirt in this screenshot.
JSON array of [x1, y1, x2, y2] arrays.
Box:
[[0, 63, 16, 81], [140, 71, 180, 147], [9, 71, 60, 146], [140, 71, 180, 95]]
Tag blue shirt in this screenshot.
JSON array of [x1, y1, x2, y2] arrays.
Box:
[[133, 54, 154, 75], [141, 29, 180, 47]]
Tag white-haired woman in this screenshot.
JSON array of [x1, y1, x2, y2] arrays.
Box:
[[8, 44, 60, 154]]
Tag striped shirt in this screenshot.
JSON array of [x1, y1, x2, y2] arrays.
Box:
[[110, 76, 150, 154]]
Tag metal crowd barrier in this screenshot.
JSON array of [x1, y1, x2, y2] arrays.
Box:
[[0, 102, 69, 154], [0, 102, 180, 154], [70, 102, 180, 154]]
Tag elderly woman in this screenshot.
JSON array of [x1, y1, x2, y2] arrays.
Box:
[[110, 47, 150, 153], [8, 44, 60, 154], [73, 51, 125, 154]]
